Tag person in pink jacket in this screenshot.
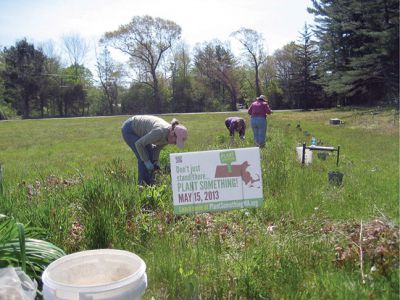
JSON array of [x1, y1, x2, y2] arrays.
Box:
[[247, 95, 272, 147]]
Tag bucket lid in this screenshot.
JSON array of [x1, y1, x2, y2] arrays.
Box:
[[42, 249, 146, 293]]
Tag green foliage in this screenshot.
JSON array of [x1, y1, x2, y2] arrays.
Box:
[[101, 15, 182, 113], [193, 40, 240, 111], [265, 79, 283, 106], [2, 5, 399, 119], [169, 48, 194, 113], [0, 110, 398, 299], [62, 64, 92, 86], [1, 39, 47, 118], [0, 102, 18, 120], [308, 0, 399, 105], [121, 82, 154, 114], [0, 215, 65, 284], [231, 27, 266, 96], [272, 42, 300, 108], [96, 47, 124, 115]]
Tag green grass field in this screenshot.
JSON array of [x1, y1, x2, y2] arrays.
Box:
[[0, 107, 399, 299]]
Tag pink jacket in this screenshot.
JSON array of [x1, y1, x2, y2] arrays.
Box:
[[248, 100, 272, 118]]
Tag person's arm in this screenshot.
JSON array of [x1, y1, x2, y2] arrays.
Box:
[[229, 121, 236, 136], [239, 126, 245, 139], [265, 103, 272, 115], [135, 129, 164, 163], [247, 105, 253, 115], [152, 144, 166, 166]]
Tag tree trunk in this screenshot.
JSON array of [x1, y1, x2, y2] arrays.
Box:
[[40, 97, 44, 118], [23, 96, 30, 118], [255, 66, 261, 96], [151, 69, 161, 113]]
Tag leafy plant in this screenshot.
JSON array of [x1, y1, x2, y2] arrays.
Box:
[[0, 215, 65, 283]]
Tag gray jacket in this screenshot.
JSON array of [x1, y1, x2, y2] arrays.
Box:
[[129, 115, 170, 163]]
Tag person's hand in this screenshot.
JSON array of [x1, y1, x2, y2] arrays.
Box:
[[153, 162, 161, 173], [144, 160, 154, 172]]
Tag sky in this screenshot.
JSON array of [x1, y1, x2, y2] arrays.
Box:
[[0, 0, 315, 70]]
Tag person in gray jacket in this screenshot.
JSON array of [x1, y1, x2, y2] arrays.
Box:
[[121, 115, 187, 185]]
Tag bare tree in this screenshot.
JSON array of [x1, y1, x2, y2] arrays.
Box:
[[231, 28, 267, 96], [101, 15, 181, 113], [62, 33, 89, 67], [95, 46, 124, 114], [170, 42, 192, 112], [62, 34, 90, 115]]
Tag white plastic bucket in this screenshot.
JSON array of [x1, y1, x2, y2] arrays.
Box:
[[42, 249, 147, 300], [296, 146, 313, 165]]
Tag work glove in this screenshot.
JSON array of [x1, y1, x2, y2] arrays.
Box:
[[144, 160, 154, 172], [153, 162, 161, 172]]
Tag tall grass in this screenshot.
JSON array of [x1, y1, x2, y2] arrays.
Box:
[[0, 108, 398, 299]]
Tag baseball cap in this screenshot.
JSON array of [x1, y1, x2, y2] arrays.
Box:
[[174, 124, 187, 148]]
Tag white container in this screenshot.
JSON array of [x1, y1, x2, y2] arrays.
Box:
[[42, 249, 147, 300], [296, 146, 313, 165]]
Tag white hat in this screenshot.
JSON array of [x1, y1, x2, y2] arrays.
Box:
[[257, 95, 267, 101]]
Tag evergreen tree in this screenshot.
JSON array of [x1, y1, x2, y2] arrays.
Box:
[[2, 39, 46, 118], [294, 23, 322, 109], [309, 0, 399, 105]]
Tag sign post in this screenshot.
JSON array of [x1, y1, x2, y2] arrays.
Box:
[[170, 147, 263, 215]]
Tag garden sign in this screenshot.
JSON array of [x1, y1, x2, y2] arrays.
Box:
[[170, 147, 263, 215]]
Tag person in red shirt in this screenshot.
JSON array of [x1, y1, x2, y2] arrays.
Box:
[[247, 95, 272, 147]]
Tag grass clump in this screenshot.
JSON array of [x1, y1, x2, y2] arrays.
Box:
[[0, 107, 398, 299]]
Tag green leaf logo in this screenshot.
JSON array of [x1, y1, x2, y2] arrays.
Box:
[[220, 151, 236, 173]]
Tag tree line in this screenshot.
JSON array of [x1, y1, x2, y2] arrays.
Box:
[[0, 0, 398, 119]]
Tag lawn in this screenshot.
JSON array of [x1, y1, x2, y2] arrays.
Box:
[[0, 107, 398, 299]]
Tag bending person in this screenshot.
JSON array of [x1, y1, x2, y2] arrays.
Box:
[[225, 117, 246, 140], [121, 115, 187, 185]]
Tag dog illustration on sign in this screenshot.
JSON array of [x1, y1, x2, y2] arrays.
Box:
[[215, 161, 261, 187]]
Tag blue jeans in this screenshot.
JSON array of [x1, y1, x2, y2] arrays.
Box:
[[121, 119, 154, 185], [251, 117, 267, 146]]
